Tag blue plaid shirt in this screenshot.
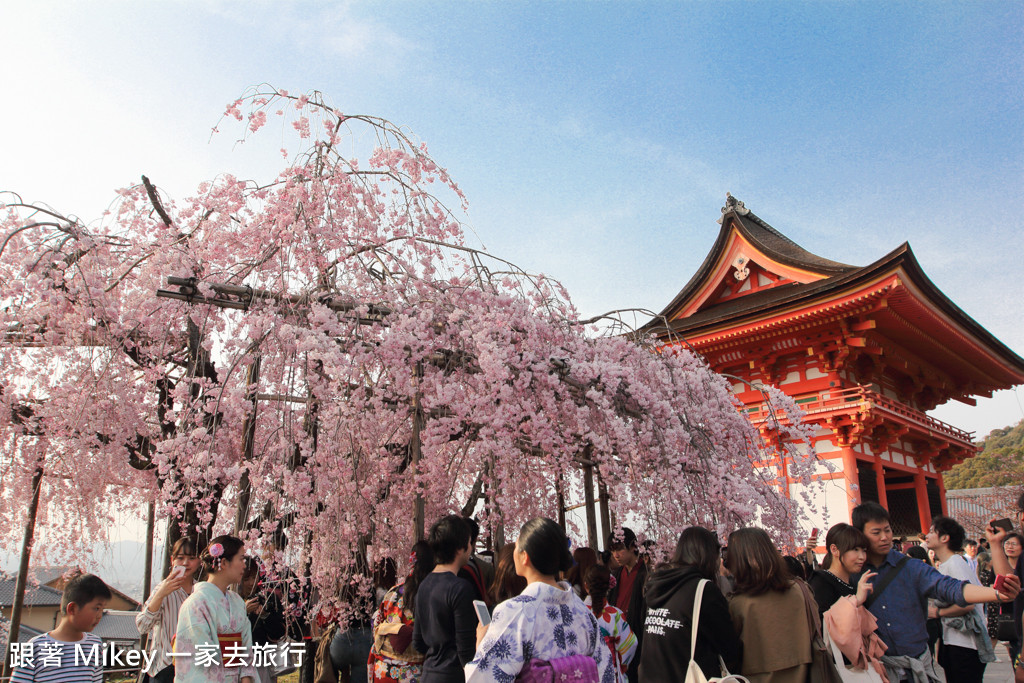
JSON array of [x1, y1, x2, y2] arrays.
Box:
[[857, 549, 968, 657]]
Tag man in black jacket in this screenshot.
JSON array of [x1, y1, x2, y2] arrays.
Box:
[[608, 527, 647, 683]]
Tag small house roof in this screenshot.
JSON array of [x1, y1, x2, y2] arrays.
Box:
[[0, 576, 63, 607], [93, 610, 142, 641], [0, 569, 141, 610]]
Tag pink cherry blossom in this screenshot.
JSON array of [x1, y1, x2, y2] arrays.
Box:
[[0, 87, 819, 622]]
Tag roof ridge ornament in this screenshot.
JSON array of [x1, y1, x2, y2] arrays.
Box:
[[717, 192, 750, 224]]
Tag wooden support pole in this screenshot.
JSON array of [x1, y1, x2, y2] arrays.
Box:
[[556, 474, 566, 531], [494, 513, 505, 552], [234, 354, 262, 535], [491, 458, 505, 550], [583, 461, 598, 551], [3, 464, 44, 678], [598, 471, 611, 551], [140, 498, 155, 652], [161, 517, 173, 580], [411, 362, 425, 542], [143, 499, 156, 600]]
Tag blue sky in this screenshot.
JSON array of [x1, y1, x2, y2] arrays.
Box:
[[3, 1, 1022, 437]]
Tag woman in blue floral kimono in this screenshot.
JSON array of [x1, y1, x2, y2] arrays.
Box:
[[465, 518, 616, 683]]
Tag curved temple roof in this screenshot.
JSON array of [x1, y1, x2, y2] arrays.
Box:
[[643, 195, 1024, 395]]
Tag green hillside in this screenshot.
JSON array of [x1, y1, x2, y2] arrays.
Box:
[[944, 419, 1024, 489]]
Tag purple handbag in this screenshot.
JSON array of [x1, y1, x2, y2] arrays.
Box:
[[516, 654, 599, 683]]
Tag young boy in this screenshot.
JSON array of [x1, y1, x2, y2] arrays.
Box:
[[413, 514, 476, 683], [924, 515, 994, 682], [11, 572, 111, 683]]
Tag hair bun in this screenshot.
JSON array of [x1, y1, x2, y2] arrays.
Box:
[[559, 547, 574, 572]]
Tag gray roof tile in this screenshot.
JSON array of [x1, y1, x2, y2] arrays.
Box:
[[92, 610, 142, 641], [0, 577, 63, 607]]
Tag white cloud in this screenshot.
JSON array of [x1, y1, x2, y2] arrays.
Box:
[[204, 2, 418, 65]]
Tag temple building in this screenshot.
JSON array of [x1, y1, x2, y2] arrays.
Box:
[[643, 195, 1024, 536]]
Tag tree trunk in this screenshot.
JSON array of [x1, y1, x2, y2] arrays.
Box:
[[3, 464, 44, 678]]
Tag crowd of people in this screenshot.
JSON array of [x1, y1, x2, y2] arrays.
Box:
[[8, 492, 1024, 683]]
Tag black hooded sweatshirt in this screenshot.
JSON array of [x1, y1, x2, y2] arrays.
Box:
[[638, 565, 742, 682]]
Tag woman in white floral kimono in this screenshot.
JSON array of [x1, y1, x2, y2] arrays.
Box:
[[465, 518, 616, 683], [175, 535, 258, 683]]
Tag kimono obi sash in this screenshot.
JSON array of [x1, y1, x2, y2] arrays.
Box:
[[170, 632, 243, 661], [516, 655, 599, 683], [218, 632, 243, 660]]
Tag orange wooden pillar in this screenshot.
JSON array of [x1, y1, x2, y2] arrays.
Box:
[[841, 449, 859, 512], [914, 472, 931, 532], [936, 475, 948, 516], [873, 458, 889, 508]]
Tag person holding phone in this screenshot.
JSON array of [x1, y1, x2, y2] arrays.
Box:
[[998, 532, 1023, 669], [135, 537, 202, 683], [853, 502, 1020, 683], [986, 493, 1024, 673], [465, 518, 615, 683]]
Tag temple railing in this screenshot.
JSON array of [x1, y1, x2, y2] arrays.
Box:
[[746, 385, 975, 446]]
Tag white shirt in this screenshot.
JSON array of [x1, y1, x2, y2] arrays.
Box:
[[936, 553, 983, 651]]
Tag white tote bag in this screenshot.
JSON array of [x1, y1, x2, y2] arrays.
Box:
[[822, 622, 883, 683], [685, 579, 749, 683]]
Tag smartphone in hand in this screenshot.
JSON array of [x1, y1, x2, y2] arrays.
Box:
[[169, 565, 187, 579], [992, 518, 1014, 534], [994, 574, 1009, 594], [473, 600, 491, 626]]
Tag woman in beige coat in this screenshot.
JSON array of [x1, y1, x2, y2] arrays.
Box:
[[726, 528, 814, 683]]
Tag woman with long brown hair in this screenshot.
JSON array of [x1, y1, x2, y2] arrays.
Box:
[[489, 542, 526, 605], [567, 547, 598, 599], [726, 527, 814, 683]]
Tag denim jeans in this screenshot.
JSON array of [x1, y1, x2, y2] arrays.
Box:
[[329, 625, 374, 683]]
